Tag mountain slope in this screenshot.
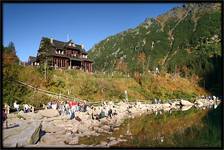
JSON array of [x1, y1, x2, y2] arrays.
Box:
[[88, 3, 221, 94]]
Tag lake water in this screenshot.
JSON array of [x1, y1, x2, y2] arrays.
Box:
[[79, 104, 222, 148]]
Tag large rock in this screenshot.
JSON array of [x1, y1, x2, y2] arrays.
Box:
[[44, 125, 65, 134], [40, 133, 67, 145], [107, 139, 120, 147], [64, 136, 79, 145], [3, 121, 42, 147], [162, 103, 171, 110], [39, 109, 60, 118], [180, 100, 193, 106], [181, 105, 193, 111]]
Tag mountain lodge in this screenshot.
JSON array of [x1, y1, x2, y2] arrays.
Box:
[[28, 37, 93, 72]]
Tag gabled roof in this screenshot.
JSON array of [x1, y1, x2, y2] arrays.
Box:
[[41, 37, 87, 53]]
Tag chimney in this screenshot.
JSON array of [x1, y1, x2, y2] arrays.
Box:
[[81, 44, 84, 49], [50, 38, 53, 44]]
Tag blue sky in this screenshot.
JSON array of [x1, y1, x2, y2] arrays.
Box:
[[3, 3, 181, 61]]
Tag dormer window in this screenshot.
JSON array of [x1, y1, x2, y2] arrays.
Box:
[[82, 55, 87, 59], [56, 49, 64, 54]]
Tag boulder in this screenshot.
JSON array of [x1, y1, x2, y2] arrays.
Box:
[[117, 138, 127, 142], [39, 109, 60, 118], [162, 103, 171, 111], [181, 105, 193, 111], [180, 100, 193, 106], [109, 137, 116, 141], [44, 125, 65, 133], [100, 141, 107, 146], [162, 103, 171, 109], [64, 136, 79, 145], [101, 125, 110, 131], [3, 121, 42, 147], [107, 140, 120, 147], [194, 100, 204, 107], [31, 113, 43, 120], [40, 133, 67, 145]]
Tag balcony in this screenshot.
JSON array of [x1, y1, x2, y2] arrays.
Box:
[[54, 50, 88, 60]]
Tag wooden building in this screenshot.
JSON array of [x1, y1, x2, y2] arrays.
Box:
[[29, 37, 93, 72], [28, 56, 39, 66]]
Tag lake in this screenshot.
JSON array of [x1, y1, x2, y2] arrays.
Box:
[[79, 104, 222, 148]]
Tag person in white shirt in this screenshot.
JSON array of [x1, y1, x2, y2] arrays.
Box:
[[13, 101, 19, 112]]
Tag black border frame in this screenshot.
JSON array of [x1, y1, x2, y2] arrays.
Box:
[[0, 0, 223, 149]]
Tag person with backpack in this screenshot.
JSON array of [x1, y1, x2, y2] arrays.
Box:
[[68, 109, 75, 120], [108, 108, 113, 119]]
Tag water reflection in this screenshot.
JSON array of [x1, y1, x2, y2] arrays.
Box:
[[79, 104, 222, 147]]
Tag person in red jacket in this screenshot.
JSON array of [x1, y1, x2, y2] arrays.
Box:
[[68, 101, 73, 108]]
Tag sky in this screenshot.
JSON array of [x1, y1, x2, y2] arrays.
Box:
[[3, 3, 181, 62]]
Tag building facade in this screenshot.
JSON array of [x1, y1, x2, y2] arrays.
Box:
[[29, 37, 93, 72]]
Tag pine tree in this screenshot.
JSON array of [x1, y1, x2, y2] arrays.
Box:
[[7, 41, 16, 54]]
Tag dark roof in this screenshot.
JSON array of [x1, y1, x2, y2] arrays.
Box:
[[28, 56, 36, 62], [41, 37, 87, 53]]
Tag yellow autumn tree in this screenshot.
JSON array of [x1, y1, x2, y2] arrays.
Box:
[[115, 58, 128, 73], [137, 51, 146, 73]]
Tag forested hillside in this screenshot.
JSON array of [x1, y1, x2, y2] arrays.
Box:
[[88, 3, 221, 95]]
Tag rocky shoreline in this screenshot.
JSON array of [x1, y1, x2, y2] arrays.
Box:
[[3, 98, 221, 147]]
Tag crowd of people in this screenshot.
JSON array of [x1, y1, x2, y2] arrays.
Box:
[[2, 95, 221, 129], [45, 100, 89, 119], [200, 95, 219, 101], [45, 100, 119, 121], [90, 102, 118, 121]]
